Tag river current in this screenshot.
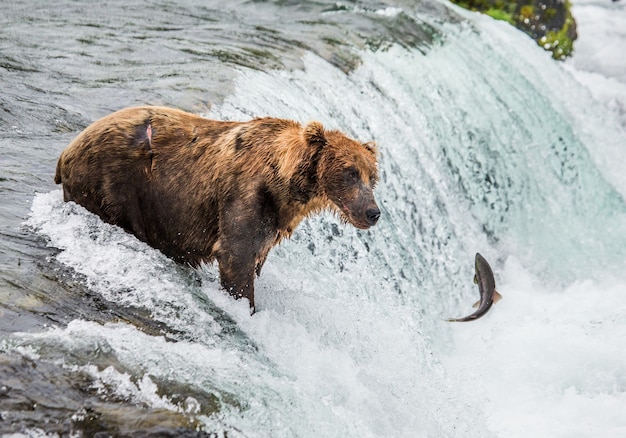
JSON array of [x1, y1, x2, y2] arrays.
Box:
[[1, 0, 625, 436]]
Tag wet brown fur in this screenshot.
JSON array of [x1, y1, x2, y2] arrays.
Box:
[[55, 106, 379, 312]]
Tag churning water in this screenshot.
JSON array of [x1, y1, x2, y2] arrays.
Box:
[[2, 0, 626, 436]]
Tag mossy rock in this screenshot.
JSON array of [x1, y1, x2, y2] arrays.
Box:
[[450, 0, 577, 60]]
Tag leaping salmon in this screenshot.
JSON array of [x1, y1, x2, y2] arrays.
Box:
[[447, 252, 502, 322]]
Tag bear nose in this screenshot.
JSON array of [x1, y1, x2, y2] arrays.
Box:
[[365, 207, 381, 226]]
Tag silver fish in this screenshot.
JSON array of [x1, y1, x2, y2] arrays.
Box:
[[447, 252, 502, 322]]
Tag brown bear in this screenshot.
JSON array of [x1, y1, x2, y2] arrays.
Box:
[[55, 106, 380, 312]]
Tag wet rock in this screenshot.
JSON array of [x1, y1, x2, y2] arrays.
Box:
[[449, 0, 577, 59], [0, 352, 219, 437]]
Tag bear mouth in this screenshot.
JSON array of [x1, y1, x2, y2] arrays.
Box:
[[339, 205, 374, 230]]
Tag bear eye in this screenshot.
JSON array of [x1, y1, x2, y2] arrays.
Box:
[[345, 167, 359, 182]]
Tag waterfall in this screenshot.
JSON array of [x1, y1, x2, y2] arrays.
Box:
[[19, 2, 626, 436]]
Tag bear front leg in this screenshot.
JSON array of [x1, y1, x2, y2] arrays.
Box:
[[216, 248, 257, 312], [216, 190, 279, 314]]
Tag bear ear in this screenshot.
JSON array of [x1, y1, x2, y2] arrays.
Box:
[[363, 141, 377, 155], [303, 121, 327, 147]]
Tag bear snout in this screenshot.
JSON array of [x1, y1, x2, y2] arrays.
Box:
[[342, 200, 380, 230], [365, 207, 381, 226]]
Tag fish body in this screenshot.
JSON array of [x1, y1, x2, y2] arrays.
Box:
[[447, 252, 502, 322]]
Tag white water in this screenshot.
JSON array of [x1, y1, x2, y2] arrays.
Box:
[[22, 2, 626, 437], [567, 0, 626, 131]]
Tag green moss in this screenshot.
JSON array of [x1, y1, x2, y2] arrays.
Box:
[[519, 5, 535, 19], [485, 8, 514, 24], [541, 14, 576, 59], [544, 8, 557, 20], [449, 0, 577, 60]]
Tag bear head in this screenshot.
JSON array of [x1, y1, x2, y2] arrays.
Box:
[[305, 122, 380, 230]]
